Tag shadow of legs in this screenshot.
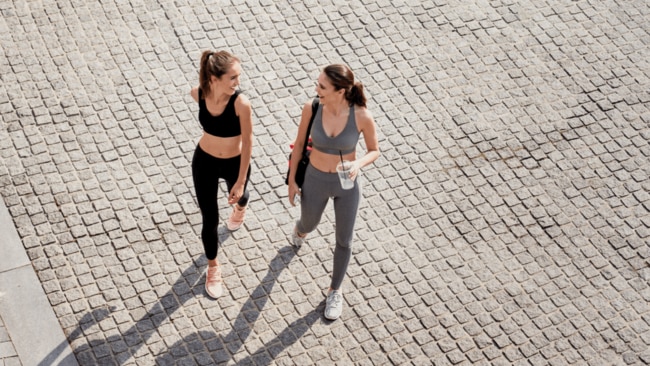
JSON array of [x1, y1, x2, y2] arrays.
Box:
[[220, 248, 297, 351], [236, 300, 326, 366], [59, 261, 202, 365], [61, 246, 312, 365]]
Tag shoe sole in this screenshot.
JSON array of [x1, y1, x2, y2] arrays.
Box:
[[324, 312, 341, 321], [205, 284, 223, 299], [226, 223, 242, 231]]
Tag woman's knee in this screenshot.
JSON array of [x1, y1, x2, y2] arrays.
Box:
[[335, 236, 353, 249], [296, 218, 317, 234], [335, 223, 356, 248]]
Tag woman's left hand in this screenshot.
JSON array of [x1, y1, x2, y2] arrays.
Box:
[[348, 161, 360, 181], [228, 182, 245, 204]]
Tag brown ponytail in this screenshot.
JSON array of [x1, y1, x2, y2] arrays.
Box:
[[346, 82, 366, 108], [323, 64, 367, 107], [198, 50, 240, 98]]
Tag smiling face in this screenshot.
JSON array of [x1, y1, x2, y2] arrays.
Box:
[[210, 60, 241, 95], [315, 72, 344, 105]]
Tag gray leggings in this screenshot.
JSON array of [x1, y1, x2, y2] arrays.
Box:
[[297, 164, 361, 290]]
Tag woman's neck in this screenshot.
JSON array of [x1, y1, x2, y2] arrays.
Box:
[[327, 99, 349, 117], [207, 88, 232, 104]]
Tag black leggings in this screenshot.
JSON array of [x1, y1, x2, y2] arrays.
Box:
[[192, 144, 251, 260]]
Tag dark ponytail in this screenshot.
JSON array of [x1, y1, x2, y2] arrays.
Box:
[[198, 50, 240, 98], [323, 64, 367, 107], [199, 51, 213, 97], [346, 82, 366, 107]]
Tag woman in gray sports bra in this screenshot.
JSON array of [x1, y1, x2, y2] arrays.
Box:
[[287, 64, 380, 320]]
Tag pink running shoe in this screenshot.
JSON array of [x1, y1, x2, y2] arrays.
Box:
[[205, 264, 223, 299], [226, 205, 246, 231]]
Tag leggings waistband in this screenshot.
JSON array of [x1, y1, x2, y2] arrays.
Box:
[[194, 144, 242, 163], [306, 164, 341, 182]]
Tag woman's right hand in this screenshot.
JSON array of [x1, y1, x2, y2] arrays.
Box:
[[288, 183, 301, 207]]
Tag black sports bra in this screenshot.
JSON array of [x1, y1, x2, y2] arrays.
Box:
[[198, 89, 241, 138]]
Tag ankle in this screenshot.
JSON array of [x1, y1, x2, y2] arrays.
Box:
[[294, 227, 306, 238]]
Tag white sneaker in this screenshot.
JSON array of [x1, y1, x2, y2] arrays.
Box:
[[324, 289, 343, 320], [291, 223, 306, 248]]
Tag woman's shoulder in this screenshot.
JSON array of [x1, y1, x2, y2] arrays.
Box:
[[301, 98, 318, 114], [305, 98, 319, 108], [190, 86, 200, 102], [234, 92, 251, 107], [354, 105, 373, 124], [233, 92, 252, 118]]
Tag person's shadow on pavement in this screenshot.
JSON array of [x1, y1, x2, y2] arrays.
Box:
[[156, 301, 324, 366], [41, 245, 326, 365]]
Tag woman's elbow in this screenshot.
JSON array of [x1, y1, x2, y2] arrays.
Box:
[[243, 135, 254, 148]]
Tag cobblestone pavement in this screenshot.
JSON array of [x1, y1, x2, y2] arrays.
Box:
[[1, 0, 649, 365], [0, 315, 20, 365]]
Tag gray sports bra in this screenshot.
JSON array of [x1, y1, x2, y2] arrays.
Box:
[[310, 104, 360, 155]]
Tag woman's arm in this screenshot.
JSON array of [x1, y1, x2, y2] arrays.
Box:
[[288, 100, 314, 205], [229, 94, 253, 204], [351, 108, 380, 179]]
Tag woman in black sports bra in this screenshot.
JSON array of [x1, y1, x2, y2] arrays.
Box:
[[190, 50, 254, 299]]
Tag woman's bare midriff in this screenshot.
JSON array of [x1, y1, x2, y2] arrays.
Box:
[[309, 149, 356, 173], [199, 133, 242, 158]]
